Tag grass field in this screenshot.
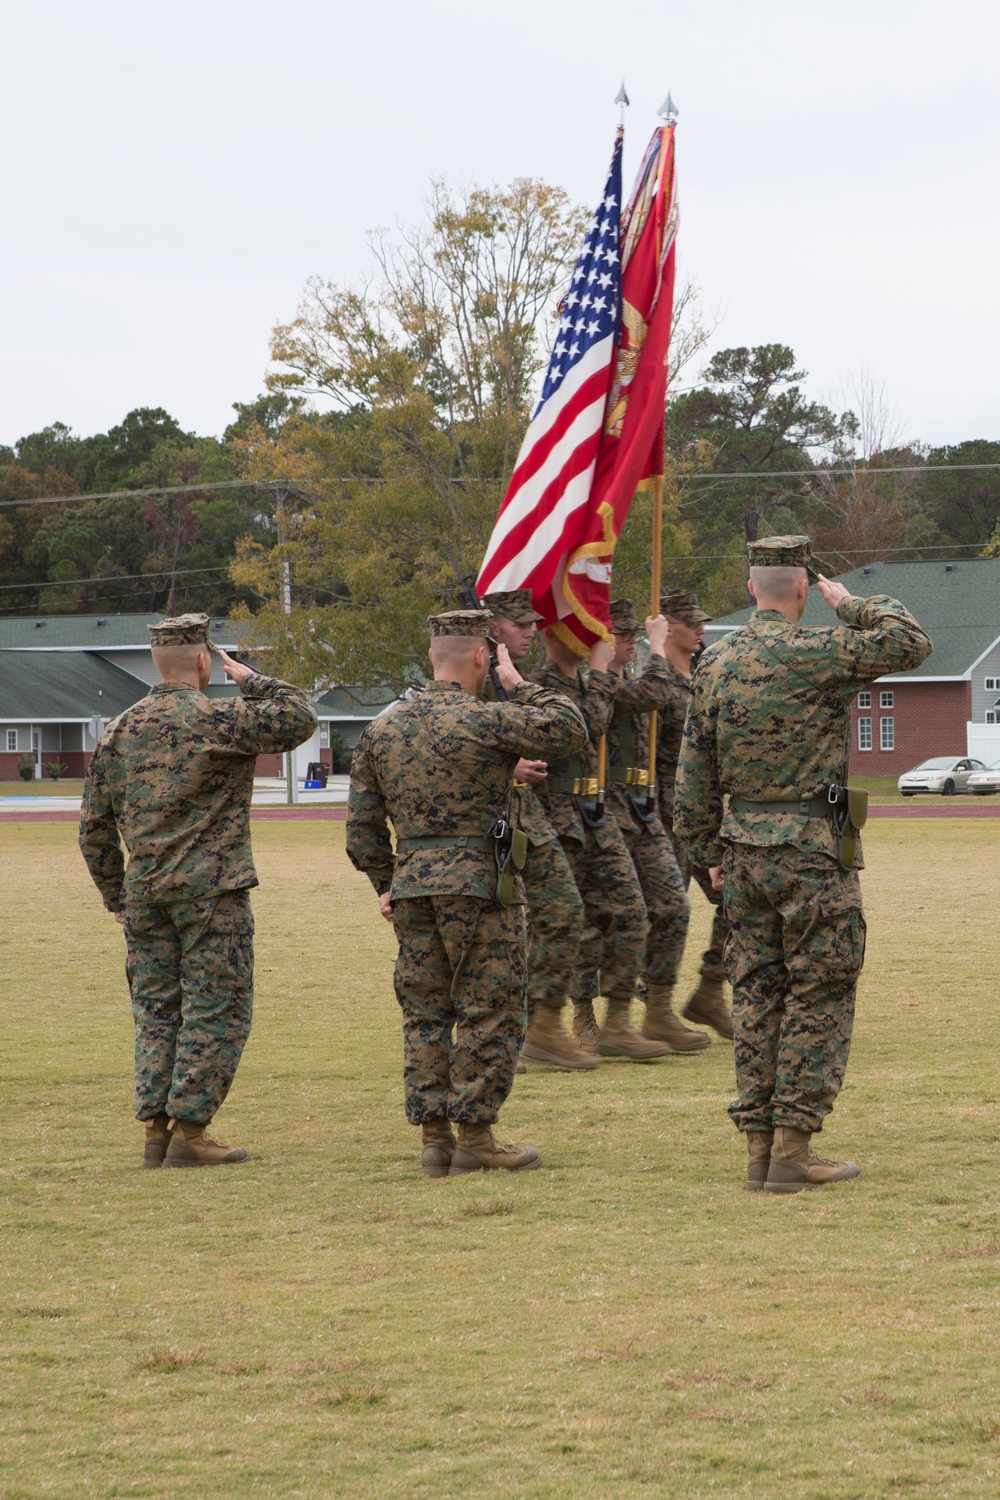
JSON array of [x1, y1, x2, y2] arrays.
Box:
[[2, 819, 998, 1499]]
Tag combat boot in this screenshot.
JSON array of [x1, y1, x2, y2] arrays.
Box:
[[745, 1129, 774, 1192], [163, 1117, 249, 1168], [521, 1004, 599, 1070], [571, 1001, 601, 1055], [597, 999, 670, 1060], [641, 982, 711, 1053], [683, 975, 734, 1039], [515, 1057, 528, 1075], [762, 1126, 862, 1194], [448, 1122, 542, 1174], [421, 1118, 456, 1178], [143, 1113, 171, 1169]]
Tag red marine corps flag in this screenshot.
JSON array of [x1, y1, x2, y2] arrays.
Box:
[[476, 109, 679, 654]]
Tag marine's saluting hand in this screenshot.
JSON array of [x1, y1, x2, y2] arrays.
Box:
[[494, 643, 525, 691]]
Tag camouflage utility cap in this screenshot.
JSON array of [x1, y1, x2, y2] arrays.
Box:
[[747, 535, 818, 581], [428, 609, 496, 641], [148, 612, 216, 649], [482, 588, 544, 625], [661, 589, 711, 625], [610, 598, 640, 633]]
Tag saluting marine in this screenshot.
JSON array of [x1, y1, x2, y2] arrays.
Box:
[[656, 588, 734, 1039], [482, 590, 596, 1072], [531, 629, 662, 1061], [674, 537, 932, 1193], [597, 599, 704, 1052], [79, 612, 317, 1169], [346, 611, 588, 1177]]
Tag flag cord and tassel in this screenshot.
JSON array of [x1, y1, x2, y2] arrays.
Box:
[[645, 472, 664, 814]]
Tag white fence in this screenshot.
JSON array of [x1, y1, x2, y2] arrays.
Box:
[[967, 722, 1000, 762]]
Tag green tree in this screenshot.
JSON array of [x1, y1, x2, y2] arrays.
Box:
[[232, 178, 587, 690], [920, 439, 1000, 550]]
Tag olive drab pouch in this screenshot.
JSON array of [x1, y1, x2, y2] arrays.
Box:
[[829, 785, 868, 871], [493, 821, 528, 906]]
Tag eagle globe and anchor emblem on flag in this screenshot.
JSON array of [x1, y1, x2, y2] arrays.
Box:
[[476, 91, 680, 657]]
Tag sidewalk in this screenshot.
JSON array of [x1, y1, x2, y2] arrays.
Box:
[[0, 775, 351, 816]]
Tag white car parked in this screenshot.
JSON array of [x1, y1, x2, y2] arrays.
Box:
[[897, 756, 987, 796], [967, 759, 1000, 795]]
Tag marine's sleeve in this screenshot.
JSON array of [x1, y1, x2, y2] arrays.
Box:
[[673, 671, 724, 870], [829, 594, 933, 685], [487, 683, 588, 761], [227, 674, 318, 754], [345, 731, 394, 895], [613, 653, 671, 711], [78, 749, 126, 911], [579, 667, 618, 739]]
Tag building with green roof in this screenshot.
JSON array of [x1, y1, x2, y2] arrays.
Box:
[[703, 558, 1000, 775]]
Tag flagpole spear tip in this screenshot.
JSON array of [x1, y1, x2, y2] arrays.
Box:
[[658, 90, 679, 124], [615, 80, 629, 125]]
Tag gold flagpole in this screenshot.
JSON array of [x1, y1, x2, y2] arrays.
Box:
[[646, 473, 664, 811]]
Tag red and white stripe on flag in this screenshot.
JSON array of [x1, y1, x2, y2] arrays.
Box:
[[476, 132, 623, 629]]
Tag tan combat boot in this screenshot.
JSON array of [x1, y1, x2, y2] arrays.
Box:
[[745, 1129, 774, 1192], [642, 982, 711, 1052], [521, 1004, 600, 1070], [597, 998, 671, 1060], [571, 1001, 602, 1055], [163, 1117, 249, 1168], [762, 1126, 862, 1194], [448, 1122, 542, 1174], [421, 1118, 456, 1178], [683, 975, 734, 1039], [143, 1113, 171, 1170]]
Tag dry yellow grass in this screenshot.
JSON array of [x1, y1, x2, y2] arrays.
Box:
[[1, 817, 998, 1498]]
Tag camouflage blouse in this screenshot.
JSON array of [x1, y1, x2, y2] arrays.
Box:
[[674, 594, 932, 869], [346, 679, 587, 901], [79, 675, 318, 910]]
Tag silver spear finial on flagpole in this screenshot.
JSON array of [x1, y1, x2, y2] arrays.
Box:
[[615, 80, 630, 126], [658, 91, 679, 125]]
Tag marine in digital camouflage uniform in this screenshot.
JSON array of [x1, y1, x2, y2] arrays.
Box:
[[657, 588, 734, 1039], [79, 613, 317, 1168], [530, 629, 662, 1061], [673, 537, 932, 1192], [482, 590, 595, 1072], [594, 599, 706, 1053], [346, 611, 588, 1175]]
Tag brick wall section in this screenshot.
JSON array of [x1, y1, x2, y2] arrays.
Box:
[[849, 680, 971, 777]]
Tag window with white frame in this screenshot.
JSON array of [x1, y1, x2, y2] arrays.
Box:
[[879, 691, 894, 708], [987, 711, 998, 724], [880, 717, 895, 750], [6, 729, 16, 752], [858, 717, 872, 750], [857, 692, 871, 709], [986, 678, 1000, 691]]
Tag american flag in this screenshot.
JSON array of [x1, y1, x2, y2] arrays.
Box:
[[475, 132, 623, 617]]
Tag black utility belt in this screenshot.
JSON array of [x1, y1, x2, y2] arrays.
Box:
[[395, 834, 496, 853], [610, 766, 651, 787], [729, 786, 868, 872], [729, 795, 834, 819], [546, 774, 599, 797]]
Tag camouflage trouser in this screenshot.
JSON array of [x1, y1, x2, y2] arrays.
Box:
[[523, 837, 587, 1009], [624, 821, 690, 986], [669, 824, 731, 982], [392, 895, 527, 1125], [722, 845, 866, 1136], [123, 890, 255, 1124], [562, 824, 649, 1003]]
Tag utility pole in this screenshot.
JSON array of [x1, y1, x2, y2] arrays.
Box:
[[270, 486, 298, 807]]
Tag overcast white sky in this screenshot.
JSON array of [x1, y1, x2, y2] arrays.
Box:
[[2, 0, 998, 452]]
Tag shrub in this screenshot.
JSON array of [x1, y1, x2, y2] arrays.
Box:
[[44, 761, 69, 781], [328, 730, 350, 773], [16, 754, 35, 782]]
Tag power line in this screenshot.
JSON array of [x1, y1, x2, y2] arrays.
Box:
[[0, 479, 269, 510], [0, 564, 233, 593], [674, 463, 1000, 481]]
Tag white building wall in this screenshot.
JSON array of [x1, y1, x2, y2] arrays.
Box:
[[970, 639, 1000, 723], [968, 723, 1000, 762]]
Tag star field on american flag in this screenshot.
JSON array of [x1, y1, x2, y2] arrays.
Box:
[[537, 163, 622, 412]]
